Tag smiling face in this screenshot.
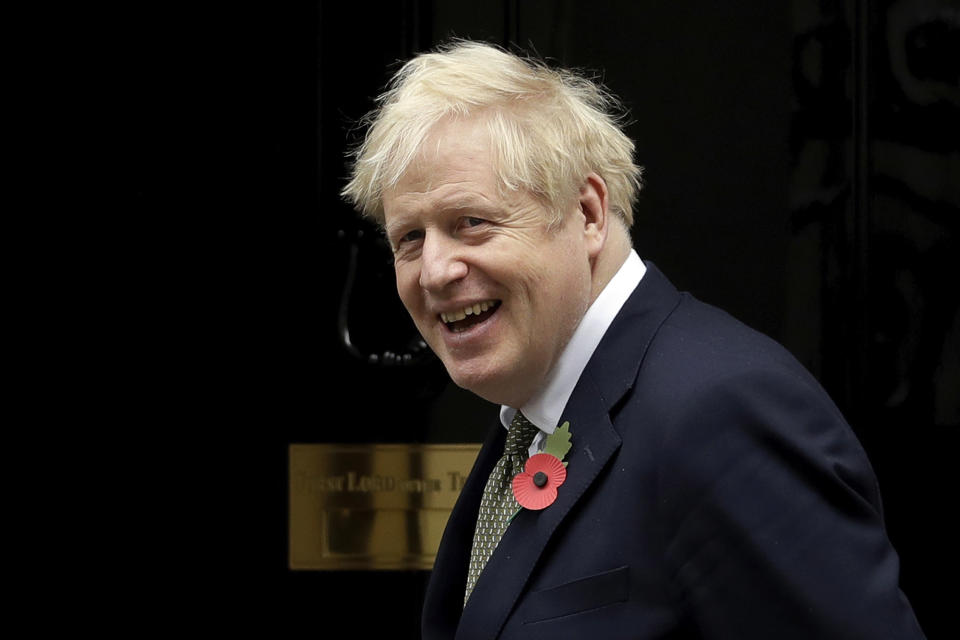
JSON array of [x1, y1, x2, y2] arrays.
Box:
[[382, 117, 605, 407]]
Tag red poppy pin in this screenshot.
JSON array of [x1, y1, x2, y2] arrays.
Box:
[[512, 421, 573, 511]]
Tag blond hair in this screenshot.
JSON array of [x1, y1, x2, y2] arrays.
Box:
[[341, 40, 643, 228]]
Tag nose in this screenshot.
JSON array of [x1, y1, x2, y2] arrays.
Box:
[[418, 231, 468, 291]]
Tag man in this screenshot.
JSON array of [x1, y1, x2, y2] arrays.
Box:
[[343, 41, 924, 640]]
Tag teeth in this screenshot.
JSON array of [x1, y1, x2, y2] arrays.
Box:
[[440, 300, 498, 324]]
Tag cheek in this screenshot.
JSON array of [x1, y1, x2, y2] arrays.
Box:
[[529, 245, 587, 299], [395, 268, 421, 313]]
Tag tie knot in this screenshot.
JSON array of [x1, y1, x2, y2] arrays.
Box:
[[505, 411, 540, 457]]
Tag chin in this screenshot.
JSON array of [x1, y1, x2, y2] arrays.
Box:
[[446, 366, 508, 405], [453, 371, 533, 408]]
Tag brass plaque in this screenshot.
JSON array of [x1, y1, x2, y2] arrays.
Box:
[[289, 443, 481, 570]]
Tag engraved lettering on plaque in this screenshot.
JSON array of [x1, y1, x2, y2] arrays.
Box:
[[289, 444, 481, 570]]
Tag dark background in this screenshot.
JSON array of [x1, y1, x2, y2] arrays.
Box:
[[128, 1, 956, 636]]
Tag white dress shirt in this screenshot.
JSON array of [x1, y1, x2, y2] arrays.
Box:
[[500, 249, 646, 455]]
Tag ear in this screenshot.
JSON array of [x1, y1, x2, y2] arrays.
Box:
[[578, 173, 609, 259]]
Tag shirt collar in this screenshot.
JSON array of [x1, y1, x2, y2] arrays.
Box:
[[500, 249, 646, 433]]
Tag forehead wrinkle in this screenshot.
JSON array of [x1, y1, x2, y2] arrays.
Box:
[[433, 189, 499, 213]]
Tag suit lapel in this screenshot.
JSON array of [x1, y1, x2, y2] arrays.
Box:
[[456, 387, 621, 640]]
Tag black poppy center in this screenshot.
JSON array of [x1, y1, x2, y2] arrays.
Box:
[[533, 471, 548, 487]]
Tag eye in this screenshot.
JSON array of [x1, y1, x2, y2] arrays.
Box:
[[461, 216, 486, 229], [400, 229, 424, 243], [389, 228, 424, 255]]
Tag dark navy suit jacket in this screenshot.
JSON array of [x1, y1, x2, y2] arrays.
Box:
[[422, 262, 925, 640]]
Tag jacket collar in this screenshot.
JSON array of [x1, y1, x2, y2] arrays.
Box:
[[423, 262, 682, 640]]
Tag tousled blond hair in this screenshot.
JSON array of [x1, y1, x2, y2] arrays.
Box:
[[341, 40, 643, 228]]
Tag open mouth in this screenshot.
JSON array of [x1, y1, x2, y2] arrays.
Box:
[[440, 300, 501, 333]]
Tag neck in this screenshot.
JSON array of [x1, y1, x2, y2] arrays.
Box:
[[590, 223, 632, 304]]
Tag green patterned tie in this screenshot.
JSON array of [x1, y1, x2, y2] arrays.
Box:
[[464, 411, 540, 605]]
